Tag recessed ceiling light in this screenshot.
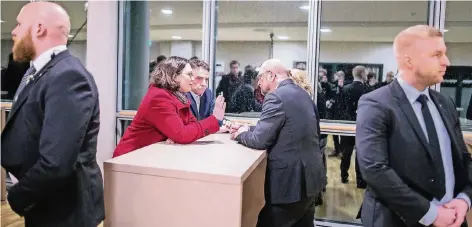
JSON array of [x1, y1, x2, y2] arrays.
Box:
[[300, 5, 310, 10], [172, 36, 182, 40], [161, 9, 173, 15], [320, 28, 332, 33], [68, 34, 74, 38], [0, 20, 4, 23], [278, 36, 289, 40], [444, 29, 449, 32]]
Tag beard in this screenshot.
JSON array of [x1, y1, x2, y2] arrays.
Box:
[[12, 28, 36, 63]]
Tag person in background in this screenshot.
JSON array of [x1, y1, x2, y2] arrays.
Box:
[[290, 68, 327, 206], [230, 65, 261, 113], [113, 56, 226, 157], [356, 25, 471, 227], [216, 60, 242, 112], [185, 58, 215, 120], [231, 59, 325, 227], [327, 71, 346, 158], [1, 53, 30, 100], [381, 71, 395, 87], [340, 65, 367, 188], [156, 55, 166, 64], [1, 2, 104, 226], [366, 71, 380, 92]]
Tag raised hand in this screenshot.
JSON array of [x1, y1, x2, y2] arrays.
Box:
[[212, 95, 226, 121]]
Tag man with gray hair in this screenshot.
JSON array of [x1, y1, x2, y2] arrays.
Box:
[[231, 59, 326, 227]]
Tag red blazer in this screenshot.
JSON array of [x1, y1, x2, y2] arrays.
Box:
[[113, 86, 220, 158]]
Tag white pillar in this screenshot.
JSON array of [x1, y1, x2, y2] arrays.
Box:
[[86, 0, 118, 171]]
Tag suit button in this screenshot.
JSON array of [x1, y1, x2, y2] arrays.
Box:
[[204, 129, 209, 135], [430, 178, 435, 183]]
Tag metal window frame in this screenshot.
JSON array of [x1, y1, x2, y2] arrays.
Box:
[[307, 0, 321, 102], [203, 0, 217, 91], [429, 0, 447, 92], [116, 1, 125, 112]]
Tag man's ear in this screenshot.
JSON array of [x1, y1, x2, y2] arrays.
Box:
[[35, 23, 47, 38]]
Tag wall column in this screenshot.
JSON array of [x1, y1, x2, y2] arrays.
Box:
[[86, 0, 118, 171]]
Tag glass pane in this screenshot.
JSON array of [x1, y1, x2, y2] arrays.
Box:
[[316, 1, 429, 224], [121, 1, 203, 110], [214, 1, 309, 115], [1, 1, 88, 101], [439, 1, 472, 130]]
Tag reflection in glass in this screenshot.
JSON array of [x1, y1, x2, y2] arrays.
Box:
[[213, 1, 309, 114], [316, 1, 429, 224], [121, 1, 203, 110], [439, 2, 472, 129]]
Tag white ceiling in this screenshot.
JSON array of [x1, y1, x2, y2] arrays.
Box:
[[1, 1, 471, 43]]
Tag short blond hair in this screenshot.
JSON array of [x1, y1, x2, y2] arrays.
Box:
[[289, 69, 314, 97], [393, 25, 443, 56]]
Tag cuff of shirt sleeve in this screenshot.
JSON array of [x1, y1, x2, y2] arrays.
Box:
[[419, 202, 437, 226], [456, 193, 471, 210]]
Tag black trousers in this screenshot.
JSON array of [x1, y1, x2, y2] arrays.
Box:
[[340, 136, 365, 185], [256, 196, 316, 227]]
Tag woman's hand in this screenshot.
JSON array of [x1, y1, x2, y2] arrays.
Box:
[[212, 95, 226, 121]]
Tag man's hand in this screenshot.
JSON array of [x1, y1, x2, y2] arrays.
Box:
[[230, 124, 250, 140], [212, 95, 226, 121], [443, 199, 468, 227], [433, 206, 456, 227]]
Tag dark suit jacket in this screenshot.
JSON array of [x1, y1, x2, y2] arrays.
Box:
[[185, 88, 215, 120], [236, 79, 326, 204], [1, 50, 105, 227], [343, 80, 367, 121], [356, 79, 472, 227]]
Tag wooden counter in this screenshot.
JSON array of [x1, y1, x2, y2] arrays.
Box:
[[103, 133, 267, 227]]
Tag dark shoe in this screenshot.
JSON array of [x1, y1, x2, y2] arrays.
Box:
[[341, 177, 348, 184]]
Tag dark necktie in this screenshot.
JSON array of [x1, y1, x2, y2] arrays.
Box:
[[417, 94, 444, 172], [13, 65, 37, 103]]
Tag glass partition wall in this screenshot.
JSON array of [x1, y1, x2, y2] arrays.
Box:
[[115, 0, 464, 225]]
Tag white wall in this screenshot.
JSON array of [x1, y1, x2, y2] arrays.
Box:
[[86, 1, 118, 171], [1, 39, 87, 67]]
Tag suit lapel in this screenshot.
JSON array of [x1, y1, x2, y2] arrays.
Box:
[[5, 51, 70, 129], [391, 80, 434, 160]]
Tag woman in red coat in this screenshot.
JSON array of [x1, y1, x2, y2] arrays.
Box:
[[113, 56, 226, 158]]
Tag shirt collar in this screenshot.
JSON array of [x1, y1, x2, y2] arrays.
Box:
[[397, 75, 431, 104], [190, 91, 201, 100], [31, 45, 67, 73]]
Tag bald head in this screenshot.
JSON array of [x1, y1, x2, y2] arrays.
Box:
[[259, 59, 289, 79], [22, 2, 71, 41], [11, 2, 71, 62], [392, 25, 449, 90]]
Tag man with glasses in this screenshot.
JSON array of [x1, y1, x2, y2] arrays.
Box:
[[231, 59, 326, 227]]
